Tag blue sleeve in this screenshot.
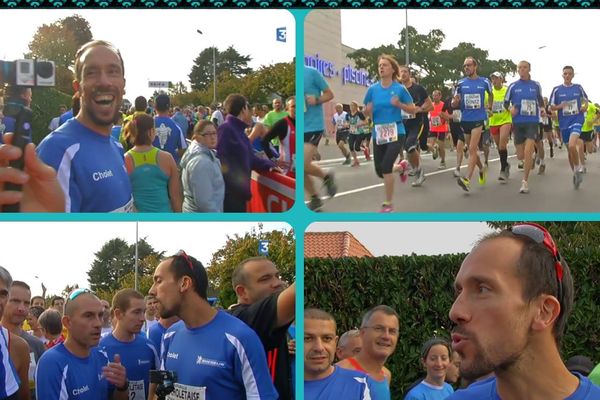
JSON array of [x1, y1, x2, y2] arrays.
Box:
[[363, 86, 373, 105], [580, 85, 589, 101], [315, 70, 329, 93], [485, 78, 492, 95], [231, 329, 278, 399], [549, 86, 558, 106], [35, 354, 64, 400], [536, 81, 544, 105]]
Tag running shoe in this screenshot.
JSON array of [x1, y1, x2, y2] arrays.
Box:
[[323, 173, 337, 198], [550, 146, 554, 158], [380, 203, 394, 213], [398, 160, 409, 183], [478, 167, 487, 185], [538, 163, 546, 175], [438, 161, 446, 170], [457, 177, 471, 192], [518, 160, 524, 170], [506, 163, 511, 179], [574, 169, 583, 189], [432, 145, 439, 160], [308, 196, 323, 211], [412, 168, 426, 187], [453, 168, 461, 177], [498, 170, 508, 182], [408, 168, 417, 177], [342, 156, 351, 165], [519, 180, 529, 194]]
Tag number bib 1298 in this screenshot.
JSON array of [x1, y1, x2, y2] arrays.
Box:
[[375, 122, 399, 145]]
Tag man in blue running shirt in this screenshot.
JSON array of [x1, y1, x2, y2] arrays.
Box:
[[153, 94, 187, 165], [35, 40, 133, 212], [100, 289, 159, 400], [447, 223, 600, 399], [148, 251, 278, 400], [549, 66, 589, 190], [304, 308, 377, 400], [452, 57, 493, 192], [35, 288, 129, 400]]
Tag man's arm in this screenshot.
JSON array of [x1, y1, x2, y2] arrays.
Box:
[[11, 333, 31, 400], [276, 282, 295, 328]]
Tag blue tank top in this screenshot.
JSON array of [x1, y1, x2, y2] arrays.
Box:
[[126, 147, 172, 212], [0, 327, 20, 398], [347, 357, 391, 400]]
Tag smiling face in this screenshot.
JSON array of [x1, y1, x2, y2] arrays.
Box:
[[74, 44, 126, 134], [449, 237, 533, 381], [423, 344, 451, 383], [360, 310, 399, 360]]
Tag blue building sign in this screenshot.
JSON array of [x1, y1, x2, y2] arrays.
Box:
[[259, 240, 269, 256], [304, 53, 373, 87]]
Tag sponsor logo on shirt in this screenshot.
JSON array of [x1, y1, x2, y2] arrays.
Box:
[[167, 352, 179, 360], [138, 359, 151, 365], [196, 355, 226, 368], [73, 385, 90, 396], [92, 169, 114, 181]]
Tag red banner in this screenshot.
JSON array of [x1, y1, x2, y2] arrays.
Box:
[[247, 171, 295, 213]]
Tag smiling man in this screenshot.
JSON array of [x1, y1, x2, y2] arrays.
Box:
[[447, 223, 600, 399], [337, 305, 399, 400], [36, 40, 133, 212]]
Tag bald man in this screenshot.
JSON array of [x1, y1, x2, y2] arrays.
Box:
[[35, 289, 128, 400]]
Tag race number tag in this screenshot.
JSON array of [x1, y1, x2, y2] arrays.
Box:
[[563, 99, 579, 116], [167, 383, 206, 400], [375, 123, 399, 145], [520, 99, 537, 116], [452, 110, 462, 122], [492, 101, 505, 114], [128, 380, 145, 399], [464, 94, 481, 109], [350, 124, 357, 134], [431, 116, 442, 127], [401, 109, 415, 120]]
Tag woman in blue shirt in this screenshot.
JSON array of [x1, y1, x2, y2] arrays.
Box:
[[405, 338, 454, 400]]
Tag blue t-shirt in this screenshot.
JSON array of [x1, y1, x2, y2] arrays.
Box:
[[35, 343, 114, 400], [447, 374, 600, 399], [0, 327, 20, 398], [110, 126, 121, 142], [160, 311, 278, 400], [363, 81, 413, 137], [549, 84, 588, 130], [455, 77, 492, 122], [99, 333, 159, 400], [153, 116, 187, 165], [305, 366, 378, 400], [304, 65, 330, 134], [505, 79, 544, 125], [0, 114, 32, 145], [148, 321, 167, 353], [59, 110, 74, 127], [404, 381, 454, 400], [37, 118, 134, 212]]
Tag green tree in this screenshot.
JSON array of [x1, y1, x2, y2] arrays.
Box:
[[169, 81, 188, 97], [189, 46, 252, 92], [207, 225, 295, 308], [60, 15, 93, 48], [348, 26, 517, 97]]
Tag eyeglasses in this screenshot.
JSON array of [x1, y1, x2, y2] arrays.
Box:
[[176, 250, 194, 272], [509, 223, 564, 303], [364, 325, 399, 337], [200, 132, 217, 137], [68, 288, 93, 301]]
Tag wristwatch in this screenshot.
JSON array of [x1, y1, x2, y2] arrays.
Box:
[[116, 379, 129, 392]]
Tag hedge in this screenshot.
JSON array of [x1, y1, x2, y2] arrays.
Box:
[[31, 87, 72, 144], [305, 222, 600, 398]]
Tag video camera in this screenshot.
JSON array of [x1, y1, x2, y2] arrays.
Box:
[[0, 59, 56, 212], [149, 370, 177, 400]]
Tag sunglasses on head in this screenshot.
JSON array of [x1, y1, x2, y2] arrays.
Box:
[[509, 223, 563, 303], [176, 250, 194, 272]]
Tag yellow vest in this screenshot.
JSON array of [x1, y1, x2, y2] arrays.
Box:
[[489, 86, 512, 126]]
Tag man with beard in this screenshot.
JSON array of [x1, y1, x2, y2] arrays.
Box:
[[337, 305, 399, 400], [447, 223, 600, 399], [304, 308, 376, 400], [35, 288, 128, 399], [36, 40, 133, 212], [148, 251, 277, 400], [229, 256, 296, 400], [100, 289, 159, 400]]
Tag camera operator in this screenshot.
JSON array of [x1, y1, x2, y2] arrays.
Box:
[[148, 251, 278, 400], [0, 86, 33, 145], [35, 289, 128, 400]]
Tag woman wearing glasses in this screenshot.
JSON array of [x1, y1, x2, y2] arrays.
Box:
[[124, 113, 182, 212], [363, 54, 416, 212], [180, 120, 225, 212]]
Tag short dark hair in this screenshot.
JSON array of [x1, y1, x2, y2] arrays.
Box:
[[420, 337, 452, 361], [360, 305, 399, 328], [51, 296, 64, 306], [167, 252, 208, 300], [112, 289, 144, 313], [478, 229, 574, 343], [231, 256, 270, 288], [563, 65, 574, 72], [38, 309, 63, 336], [11, 281, 30, 291], [74, 40, 124, 82], [305, 308, 336, 329], [31, 296, 44, 306], [224, 94, 248, 117], [134, 96, 148, 112]]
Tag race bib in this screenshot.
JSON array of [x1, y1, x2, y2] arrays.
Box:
[[128, 380, 145, 399], [350, 124, 358, 134], [431, 116, 442, 127], [520, 99, 537, 116], [563, 99, 579, 116], [166, 383, 206, 400], [375, 123, 398, 145], [452, 110, 462, 122], [401, 109, 415, 120], [492, 101, 505, 114], [464, 94, 482, 110]]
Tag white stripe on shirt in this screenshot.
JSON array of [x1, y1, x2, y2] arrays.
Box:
[[56, 143, 80, 212], [225, 332, 260, 399]]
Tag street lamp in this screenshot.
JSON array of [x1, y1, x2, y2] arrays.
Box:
[[197, 29, 217, 104]]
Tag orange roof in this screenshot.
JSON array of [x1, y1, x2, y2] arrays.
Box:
[[304, 231, 374, 258]]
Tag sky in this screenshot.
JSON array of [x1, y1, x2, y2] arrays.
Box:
[[340, 9, 599, 102], [0, 222, 291, 297], [306, 222, 495, 256], [0, 10, 295, 100]]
